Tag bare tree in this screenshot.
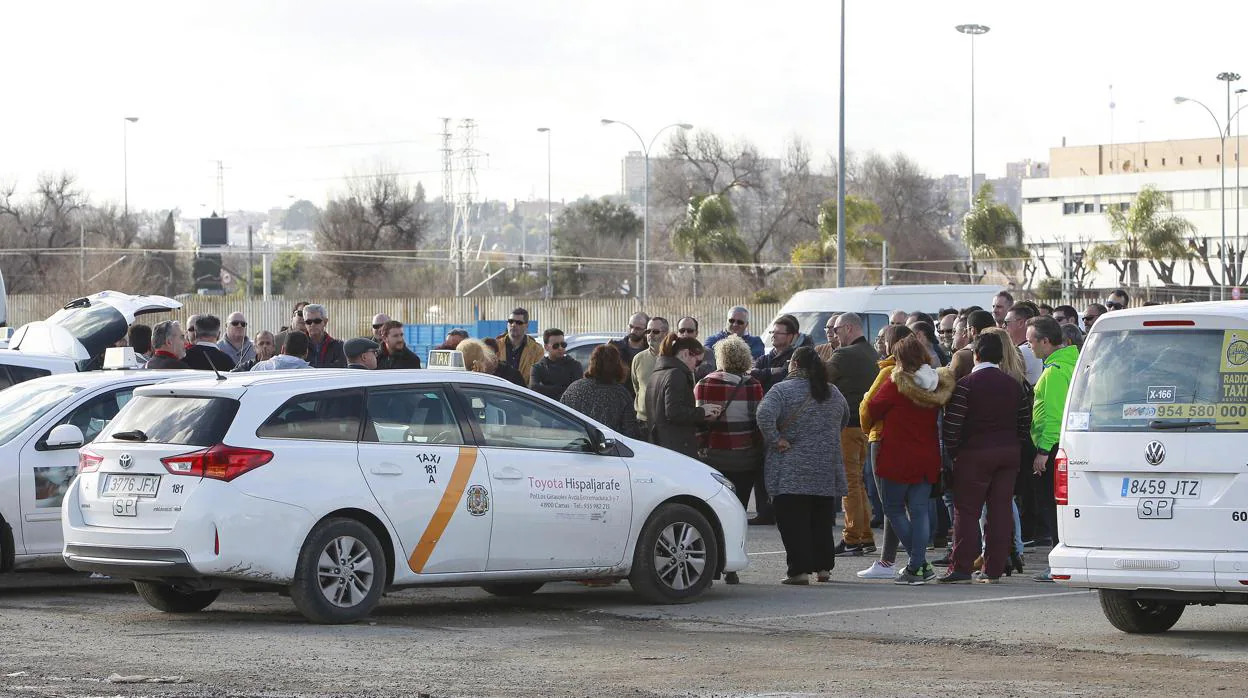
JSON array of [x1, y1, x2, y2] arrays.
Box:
[[0, 173, 87, 292], [315, 174, 428, 297]]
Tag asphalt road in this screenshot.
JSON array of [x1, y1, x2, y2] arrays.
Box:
[[3, 526, 1248, 697]]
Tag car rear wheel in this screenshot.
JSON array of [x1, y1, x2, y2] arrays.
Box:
[[289, 518, 386, 624], [628, 503, 719, 604], [1098, 589, 1186, 633], [481, 582, 545, 597], [133, 582, 221, 613]]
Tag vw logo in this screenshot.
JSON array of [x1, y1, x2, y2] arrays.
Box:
[[1144, 441, 1166, 466], [118, 454, 133, 470]]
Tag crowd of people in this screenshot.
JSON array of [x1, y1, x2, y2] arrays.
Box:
[[111, 289, 1131, 586]]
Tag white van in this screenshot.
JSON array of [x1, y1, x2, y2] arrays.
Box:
[[774, 284, 1004, 345], [1050, 301, 1248, 633]]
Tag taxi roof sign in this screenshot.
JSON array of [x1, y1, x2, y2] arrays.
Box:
[[103, 346, 140, 370], [426, 349, 466, 371]]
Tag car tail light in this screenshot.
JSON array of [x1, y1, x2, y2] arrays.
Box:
[[161, 444, 273, 482], [1051, 574, 1072, 581], [78, 449, 103, 474], [1143, 320, 1195, 327], [1054, 449, 1069, 506]]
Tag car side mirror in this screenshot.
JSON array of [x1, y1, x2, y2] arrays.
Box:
[[45, 424, 85, 450], [588, 426, 612, 455]]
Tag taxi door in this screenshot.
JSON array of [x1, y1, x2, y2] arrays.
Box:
[[357, 385, 492, 574], [454, 386, 632, 571]]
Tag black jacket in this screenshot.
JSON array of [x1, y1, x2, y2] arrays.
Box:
[[645, 356, 706, 457], [184, 344, 236, 372], [493, 363, 527, 387], [751, 334, 813, 394], [306, 335, 347, 369], [145, 353, 190, 370], [826, 336, 879, 426], [377, 347, 422, 370], [529, 356, 583, 400]]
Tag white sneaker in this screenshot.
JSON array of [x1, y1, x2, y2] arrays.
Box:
[[856, 560, 896, 579]]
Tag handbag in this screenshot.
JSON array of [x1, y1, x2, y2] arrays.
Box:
[[697, 378, 749, 460], [775, 394, 814, 445]]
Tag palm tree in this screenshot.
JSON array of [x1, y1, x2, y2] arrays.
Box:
[[962, 183, 1025, 283], [791, 196, 883, 283], [1089, 185, 1194, 287], [671, 194, 749, 297]]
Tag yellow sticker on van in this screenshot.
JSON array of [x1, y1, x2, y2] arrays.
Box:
[[1221, 331, 1248, 373]]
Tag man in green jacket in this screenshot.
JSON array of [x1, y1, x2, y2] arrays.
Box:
[[1026, 316, 1078, 582]]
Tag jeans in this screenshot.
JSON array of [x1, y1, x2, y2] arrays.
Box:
[[864, 441, 884, 522], [773, 494, 838, 577], [980, 500, 1024, 557], [878, 477, 932, 573]]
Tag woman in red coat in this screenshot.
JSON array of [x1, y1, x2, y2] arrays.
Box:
[[866, 335, 954, 585]]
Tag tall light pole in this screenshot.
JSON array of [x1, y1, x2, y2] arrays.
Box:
[[1176, 71, 1244, 300], [123, 117, 139, 217], [1238, 87, 1246, 286], [836, 0, 847, 288], [601, 119, 694, 303], [537, 127, 553, 299], [955, 24, 989, 211]]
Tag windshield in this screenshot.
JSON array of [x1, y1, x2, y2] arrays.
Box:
[[53, 304, 128, 363], [104, 395, 240, 446], [0, 382, 82, 446], [1066, 328, 1248, 433]]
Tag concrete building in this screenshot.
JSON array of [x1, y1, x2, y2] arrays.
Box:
[[1022, 137, 1248, 292]]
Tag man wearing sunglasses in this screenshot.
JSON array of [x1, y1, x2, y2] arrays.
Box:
[[1105, 289, 1130, 312], [631, 317, 671, 438], [371, 313, 391, 343], [610, 311, 652, 366], [300, 304, 347, 368], [496, 307, 544, 383], [1082, 303, 1108, 331], [529, 328, 583, 401], [216, 312, 257, 366], [703, 306, 765, 361]]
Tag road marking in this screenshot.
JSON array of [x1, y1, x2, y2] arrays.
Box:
[[749, 550, 786, 556], [408, 446, 477, 573], [749, 590, 1091, 622]]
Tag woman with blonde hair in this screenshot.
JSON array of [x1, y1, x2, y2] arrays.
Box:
[[695, 335, 765, 506]]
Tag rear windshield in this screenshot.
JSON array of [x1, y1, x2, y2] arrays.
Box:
[[53, 304, 128, 362], [1066, 328, 1248, 433], [103, 395, 239, 446]]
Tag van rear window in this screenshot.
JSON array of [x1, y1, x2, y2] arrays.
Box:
[[1066, 329, 1248, 432], [104, 395, 239, 446]]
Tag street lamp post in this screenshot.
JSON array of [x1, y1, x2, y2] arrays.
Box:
[[1177, 72, 1243, 300], [955, 24, 989, 211], [1238, 87, 1247, 286], [537, 127, 553, 299], [123, 117, 139, 217], [601, 119, 694, 303], [836, 0, 847, 288]]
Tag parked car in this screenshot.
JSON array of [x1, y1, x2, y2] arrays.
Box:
[[563, 332, 621, 368], [63, 364, 749, 623], [0, 291, 181, 384], [0, 367, 201, 572], [1051, 301, 1248, 633]]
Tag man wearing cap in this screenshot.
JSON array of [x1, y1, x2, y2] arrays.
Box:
[[345, 338, 379, 370]]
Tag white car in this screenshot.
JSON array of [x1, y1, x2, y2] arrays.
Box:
[[63, 366, 749, 624], [1050, 302, 1248, 633], [1, 291, 182, 383], [563, 332, 622, 368], [0, 368, 201, 572]]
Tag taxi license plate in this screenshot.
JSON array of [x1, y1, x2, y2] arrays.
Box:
[[1137, 498, 1174, 519], [101, 474, 160, 498], [1121, 477, 1201, 499], [112, 497, 138, 517]]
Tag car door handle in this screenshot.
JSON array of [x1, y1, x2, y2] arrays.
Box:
[[370, 464, 403, 476], [492, 467, 524, 480]]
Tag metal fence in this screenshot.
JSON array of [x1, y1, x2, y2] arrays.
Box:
[[4, 295, 783, 340]]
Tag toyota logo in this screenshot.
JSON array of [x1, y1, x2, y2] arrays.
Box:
[[1144, 441, 1166, 466], [118, 454, 133, 470]]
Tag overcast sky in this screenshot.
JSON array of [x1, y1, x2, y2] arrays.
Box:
[[3, 0, 1245, 215]]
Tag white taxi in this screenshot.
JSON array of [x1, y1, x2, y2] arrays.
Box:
[[1051, 302, 1248, 633], [63, 360, 749, 624], [0, 363, 201, 572]]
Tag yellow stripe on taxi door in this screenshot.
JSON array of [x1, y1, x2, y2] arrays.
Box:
[[407, 446, 478, 573]]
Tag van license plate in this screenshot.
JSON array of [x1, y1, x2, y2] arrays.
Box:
[[1121, 477, 1201, 498], [112, 497, 138, 517], [1137, 498, 1174, 519]]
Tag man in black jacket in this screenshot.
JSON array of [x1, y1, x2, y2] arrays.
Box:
[[345, 337, 379, 369], [301, 304, 347, 368], [752, 314, 810, 393], [183, 315, 236, 372], [529, 328, 582, 400], [146, 320, 191, 370], [376, 320, 422, 369]]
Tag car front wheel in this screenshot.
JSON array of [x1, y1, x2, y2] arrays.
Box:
[[1098, 589, 1185, 634], [289, 518, 386, 624], [629, 503, 719, 604], [133, 582, 220, 613]]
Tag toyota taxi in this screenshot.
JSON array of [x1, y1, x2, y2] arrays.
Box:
[[63, 355, 749, 624], [1050, 301, 1248, 633]]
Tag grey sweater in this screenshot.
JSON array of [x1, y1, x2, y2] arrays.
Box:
[[756, 375, 850, 498]]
